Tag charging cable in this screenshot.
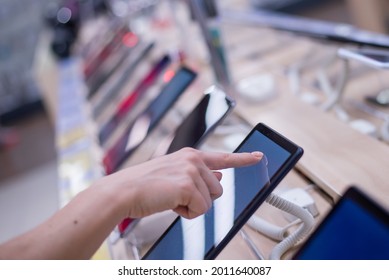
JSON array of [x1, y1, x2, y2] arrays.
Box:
[[266, 192, 315, 259], [247, 215, 299, 241], [247, 190, 316, 260]]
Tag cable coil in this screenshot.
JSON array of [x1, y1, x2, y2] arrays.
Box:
[[265, 192, 315, 260]]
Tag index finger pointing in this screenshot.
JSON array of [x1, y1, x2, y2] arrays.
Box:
[[200, 151, 263, 170]]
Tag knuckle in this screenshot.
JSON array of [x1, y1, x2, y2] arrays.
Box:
[[181, 147, 196, 153], [183, 164, 199, 177], [181, 148, 201, 163], [178, 178, 195, 195]]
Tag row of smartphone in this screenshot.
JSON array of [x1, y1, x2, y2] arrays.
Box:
[[56, 21, 237, 231], [57, 18, 308, 260], [72, 10, 389, 260]]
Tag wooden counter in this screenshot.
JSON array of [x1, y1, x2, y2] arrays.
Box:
[[235, 76, 389, 208]]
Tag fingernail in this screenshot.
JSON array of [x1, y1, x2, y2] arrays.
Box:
[[251, 151, 263, 158]]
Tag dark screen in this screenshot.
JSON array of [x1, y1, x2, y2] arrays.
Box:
[[166, 89, 234, 154], [143, 129, 291, 259], [294, 189, 389, 260]]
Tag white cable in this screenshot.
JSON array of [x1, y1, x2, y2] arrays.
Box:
[[265, 192, 315, 260], [247, 215, 298, 241]]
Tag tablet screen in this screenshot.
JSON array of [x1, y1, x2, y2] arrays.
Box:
[[294, 187, 389, 260], [143, 126, 295, 259]]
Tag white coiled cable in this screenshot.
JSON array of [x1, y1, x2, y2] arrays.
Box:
[[265, 192, 315, 260], [247, 215, 293, 241]]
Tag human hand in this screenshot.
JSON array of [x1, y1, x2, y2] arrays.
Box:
[[103, 148, 263, 220]]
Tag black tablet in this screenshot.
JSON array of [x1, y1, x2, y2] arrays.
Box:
[[143, 123, 303, 259], [293, 186, 389, 260]]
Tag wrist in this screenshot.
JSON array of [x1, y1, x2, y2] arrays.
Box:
[[93, 172, 137, 221]]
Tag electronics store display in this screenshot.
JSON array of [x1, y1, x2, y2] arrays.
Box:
[[83, 25, 130, 81], [337, 48, 389, 108], [85, 31, 140, 99], [98, 54, 172, 143], [143, 123, 303, 260], [102, 66, 197, 174], [91, 41, 156, 118], [44, 0, 389, 261], [118, 85, 236, 236]]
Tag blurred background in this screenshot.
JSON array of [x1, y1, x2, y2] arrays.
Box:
[[1, 0, 389, 249]]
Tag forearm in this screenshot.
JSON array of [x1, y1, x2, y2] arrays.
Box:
[[0, 149, 261, 259], [0, 180, 128, 260]]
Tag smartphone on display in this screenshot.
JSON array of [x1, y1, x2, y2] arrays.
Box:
[[91, 43, 158, 118], [143, 123, 304, 260], [161, 85, 235, 155], [98, 54, 171, 143], [103, 66, 197, 174], [86, 38, 139, 99], [338, 48, 389, 69], [83, 25, 129, 79], [293, 186, 389, 260]]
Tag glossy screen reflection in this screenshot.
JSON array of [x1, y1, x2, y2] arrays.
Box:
[[143, 130, 291, 259], [161, 86, 234, 155], [167, 93, 227, 153]]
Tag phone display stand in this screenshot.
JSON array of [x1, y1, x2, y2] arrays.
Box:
[[323, 52, 389, 142], [316, 55, 382, 138], [349, 99, 389, 142], [287, 45, 337, 100], [236, 73, 277, 104], [286, 43, 352, 109], [286, 44, 385, 140]]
